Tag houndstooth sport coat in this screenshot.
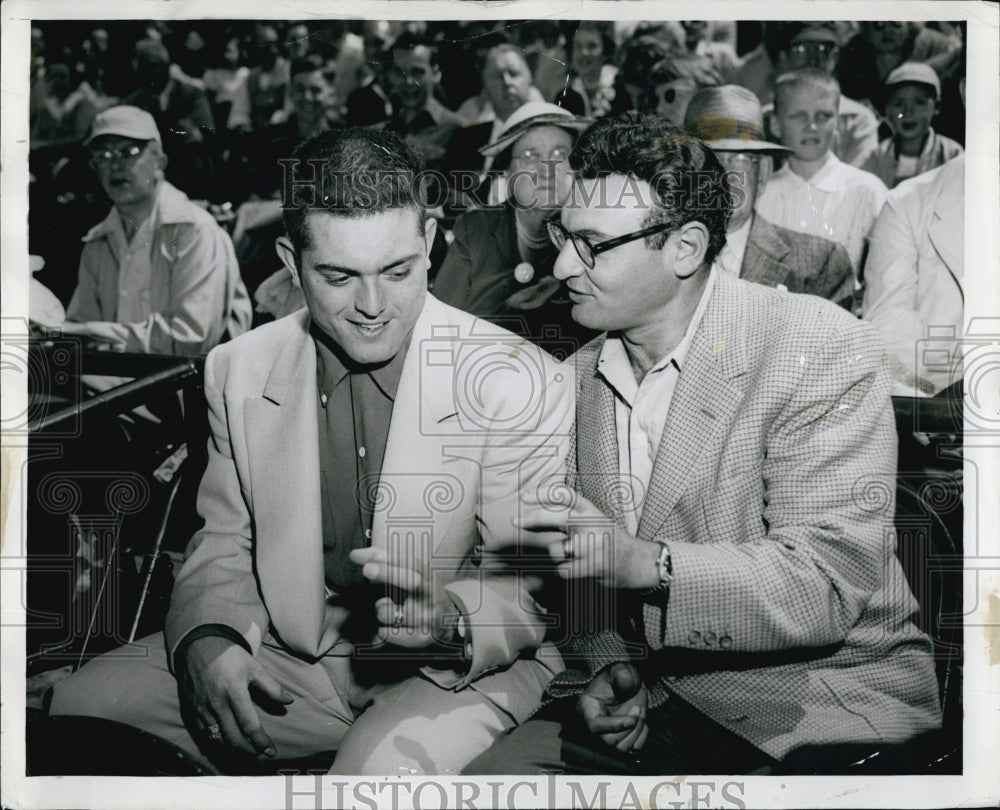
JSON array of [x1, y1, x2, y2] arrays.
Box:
[[548, 269, 942, 761]]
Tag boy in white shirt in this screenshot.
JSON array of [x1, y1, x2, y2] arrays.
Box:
[[860, 62, 963, 189], [755, 68, 887, 290]]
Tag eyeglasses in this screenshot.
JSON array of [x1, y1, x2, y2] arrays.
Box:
[[716, 152, 761, 173], [511, 146, 570, 167], [90, 143, 147, 166], [546, 219, 673, 269], [789, 42, 837, 57]]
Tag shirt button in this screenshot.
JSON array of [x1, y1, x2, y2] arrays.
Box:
[[365, 528, 372, 540], [358, 446, 366, 458], [687, 630, 701, 645], [704, 631, 717, 646], [320, 393, 328, 407], [719, 634, 733, 649]]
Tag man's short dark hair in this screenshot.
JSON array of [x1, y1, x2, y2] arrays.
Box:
[[390, 31, 439, 66], [569, 112, 731, 264], [282, 127, 427, 256], [290, 53, 329, 81]]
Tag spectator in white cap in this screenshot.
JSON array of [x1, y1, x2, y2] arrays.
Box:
[[65, 105, 251, 356], [685, 85, 855, 309], [860, 62, 963, 189]]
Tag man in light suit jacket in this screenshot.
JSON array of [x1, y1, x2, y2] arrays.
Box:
[[467, 113, 941, 775], [863, 155, 964, 396], [684, 85, 856, 310], [51, 128, 572, 775]]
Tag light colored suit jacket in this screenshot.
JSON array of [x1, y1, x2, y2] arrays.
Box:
[[862, 156, 964, 395], [165, 293, 572, 697], [741, 214, 855, 309], [555, 270, 941, 760]]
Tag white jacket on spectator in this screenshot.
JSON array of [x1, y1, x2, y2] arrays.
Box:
[[862, 155, 964, 395], [67, 180, 251, 356]]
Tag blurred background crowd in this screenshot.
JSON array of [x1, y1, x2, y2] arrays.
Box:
[[27, 18, 966, 393]]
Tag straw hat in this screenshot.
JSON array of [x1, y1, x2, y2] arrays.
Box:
[[479, 101, 592, 158], [683, 85, 791, 154]]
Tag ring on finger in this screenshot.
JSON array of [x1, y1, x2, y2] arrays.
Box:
[[206, 723, 223, 742], [563, 537, 574, 560], [392, 606, 405, 629]]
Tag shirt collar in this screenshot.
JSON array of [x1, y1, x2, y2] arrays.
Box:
[[788, 151, 841, 192], [721, 214, 754, 269], [312, 322, 411, 400], [81, 181, 199, 242], [597, 266, 718, 402]]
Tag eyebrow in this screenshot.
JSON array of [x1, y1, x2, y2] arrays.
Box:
[[313, 254, 423, 276]]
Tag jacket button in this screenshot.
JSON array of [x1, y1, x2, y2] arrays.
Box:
[[704, 631, 717, 646], [687, 630, 701, 644], [719, 634, 733, 649]]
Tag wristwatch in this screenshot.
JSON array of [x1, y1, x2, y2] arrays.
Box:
[[653, 541, 672, 590]]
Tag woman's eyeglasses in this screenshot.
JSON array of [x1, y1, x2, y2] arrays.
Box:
[[546, 219, 673, 269], [511, 146, 571, 167]]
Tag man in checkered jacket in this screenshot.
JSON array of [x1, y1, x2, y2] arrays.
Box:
[[467, 112, 941, 775]]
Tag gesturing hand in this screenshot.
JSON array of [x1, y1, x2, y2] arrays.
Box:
[[350, 547, 459, 649], [178, 636, 293, 757], [517, 492, 661, 590], [577, 662, 649, 753]]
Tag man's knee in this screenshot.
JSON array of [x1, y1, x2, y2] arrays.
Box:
[[330, 677, 513, 775], [49, 636, 179, 732], [463, 717, 566, 775]]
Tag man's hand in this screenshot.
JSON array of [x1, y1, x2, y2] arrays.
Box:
[[577, 662, 649, 753], [517, 492, 661, 590], [350, 547, 459, 649], [178, 636, 293, 757], [62, 320, 128, 351]]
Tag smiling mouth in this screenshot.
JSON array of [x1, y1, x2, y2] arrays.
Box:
[[350, 322, 389, 336]]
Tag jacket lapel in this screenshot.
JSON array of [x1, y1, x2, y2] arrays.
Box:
[[372, 294, 462, 558], [573, 338, 628, 528], [927, 179, 963, 289], [637, 272, 748, 540], [740, 215, 792, 289], [245, 312, 328, 655]]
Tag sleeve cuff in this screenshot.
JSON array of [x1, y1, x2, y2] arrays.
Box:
[[171, 624, 250, 673]]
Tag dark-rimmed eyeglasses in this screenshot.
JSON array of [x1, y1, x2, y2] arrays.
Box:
[[546, 219, 673, 269], [90, 143, 147, 167]]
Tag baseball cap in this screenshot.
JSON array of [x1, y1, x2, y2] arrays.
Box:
[[84, 105, 162, 146], [885, 62, 941, 98]]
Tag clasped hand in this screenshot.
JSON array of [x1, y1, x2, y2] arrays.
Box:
[[518, 492, 660, 590], [349, 547, 460, 649], [578, 662, 649, 753]]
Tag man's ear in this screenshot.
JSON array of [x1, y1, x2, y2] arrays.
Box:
[[664, 221, 709, 279], [423, 216, 438, 266], [275, 236, 302, 288], [758, 154, 774, 190]]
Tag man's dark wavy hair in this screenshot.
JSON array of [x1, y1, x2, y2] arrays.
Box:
[[282, 127, 426, 256], [569, 112, 731, 265]]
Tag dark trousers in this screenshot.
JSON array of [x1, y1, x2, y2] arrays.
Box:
[[464, 695, 777, 776]]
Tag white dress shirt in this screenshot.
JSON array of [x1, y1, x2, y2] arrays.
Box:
[[596, 268, 717, 534], [754, 153, 887, 275], [715, 215, 754, 277]]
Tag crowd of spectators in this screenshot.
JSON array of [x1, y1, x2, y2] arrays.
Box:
[[28, 18, 966, 395]]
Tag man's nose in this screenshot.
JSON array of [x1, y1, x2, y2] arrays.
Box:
[[553, 243, 582, 281], [355, 280, 386, 316]]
